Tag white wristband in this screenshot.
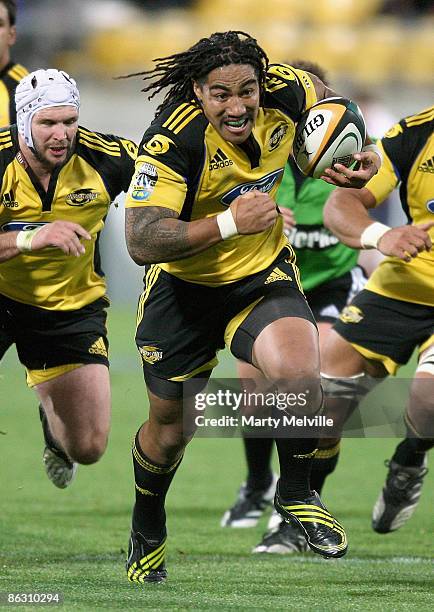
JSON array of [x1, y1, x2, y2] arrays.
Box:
[[216, 208, 238, 240], [362, 143, 383, 166], [16, 227, 43, 252], [360, 222, 390, 249]]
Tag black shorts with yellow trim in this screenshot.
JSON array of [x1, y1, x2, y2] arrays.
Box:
[[0, 294, 109, 387], [333, 289, 434, 375], [135, 248, 315, 399], [306, 266, 366, 323]]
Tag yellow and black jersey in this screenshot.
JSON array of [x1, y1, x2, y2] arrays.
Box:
[[365, 106, 434, 306], [0, 125, 137, 310], [0, 62, 28, 128], [125, 63, 318, 286]]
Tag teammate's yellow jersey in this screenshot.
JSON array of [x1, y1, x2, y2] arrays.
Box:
[[365, 106, 434, 306], [125, 64, 318, 286], [0, 126, 137, 310], [0, 62, 28, 127]]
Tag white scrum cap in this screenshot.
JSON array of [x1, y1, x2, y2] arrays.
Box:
[[15, 69, 80, 150]]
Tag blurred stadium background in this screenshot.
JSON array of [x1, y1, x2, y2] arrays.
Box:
[[14, 0, 433, 303]]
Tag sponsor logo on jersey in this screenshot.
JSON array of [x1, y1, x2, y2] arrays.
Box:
[[139, 345, 163, 364], [339, 305, 363, 324], [0, 221, 46, 233], [66, 188, 99, 206], [143, 134, 174, 156], [221, 169, 283, 206], [419, 156, 434, 173], [88, 337, 108, 357], [130, 162, 158, 201], [1, 190, 19, 208], [264, 267, 292, 284], [209, 148, 234, 171], [269, 124, 288, 151], [426, 199, 434, 213], [286, 227, 339, 250]]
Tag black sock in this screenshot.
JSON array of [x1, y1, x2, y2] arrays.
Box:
[[392, 437, 433, 468], [131, 432, 182, 539], [243, 436, 274, 491], [310, 442, 341, 495], [275, 437, 318, 500]]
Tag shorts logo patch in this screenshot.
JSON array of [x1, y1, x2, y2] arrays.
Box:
[[88, 337, 108, 357], [265, 267, 292, 284], [139, 345, 163, 364], [130, 162, 158, 201], [339, 305, 364, 324]]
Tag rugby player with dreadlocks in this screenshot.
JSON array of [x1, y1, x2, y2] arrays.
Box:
[[123, 31, 381, 583]]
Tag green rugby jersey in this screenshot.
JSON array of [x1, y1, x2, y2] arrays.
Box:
[[276, 158, 358, 291]]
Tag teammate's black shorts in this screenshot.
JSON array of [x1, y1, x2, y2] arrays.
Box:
[[0, 294, 110, 371], [135, 248, 315, 399], [333, 289, 434, 375], [306, 266, 366, 323]]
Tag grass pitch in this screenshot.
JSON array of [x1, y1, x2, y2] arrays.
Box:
[[0, 307, 433, 611]]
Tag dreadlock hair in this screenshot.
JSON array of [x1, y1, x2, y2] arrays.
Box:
[[123, 31, 269, 117]]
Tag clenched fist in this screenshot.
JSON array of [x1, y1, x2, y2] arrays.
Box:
[[230, 190, 278, 235]]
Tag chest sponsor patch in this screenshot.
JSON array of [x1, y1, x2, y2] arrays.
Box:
[[0, 221, 46, 232], [66, 189, 99, 206], [220, 169, 283, 206]]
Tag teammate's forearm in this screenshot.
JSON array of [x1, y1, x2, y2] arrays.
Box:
[[0, 232, 21, 262], [323, 189, 376, 249], [126, 209, 222, 265]]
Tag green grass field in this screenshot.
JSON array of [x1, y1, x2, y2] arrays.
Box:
[[1, 307, 433, 611]]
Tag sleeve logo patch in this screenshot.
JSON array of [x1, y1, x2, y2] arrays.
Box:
[[143, 134, 174, 155], [130, 162, 158, 201]]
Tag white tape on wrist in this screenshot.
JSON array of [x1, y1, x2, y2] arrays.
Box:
[[216, 208, 238, 240], [16, 227, 43, 252], [360, 222, 390, 249], [362, 143, 383, 166]]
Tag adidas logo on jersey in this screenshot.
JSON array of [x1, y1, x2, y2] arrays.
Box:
[[419, 156, 434, 173], [264, 267, 292, 284], [209, 148, 234, 171], [1, 190, 18, 208], [88, 337, 108, 357]]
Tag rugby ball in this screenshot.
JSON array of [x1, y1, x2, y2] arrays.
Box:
[[292, 97, 366, 178]]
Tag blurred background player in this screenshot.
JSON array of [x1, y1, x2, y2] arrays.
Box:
[[123, 32, 380, 583], [321, 105, 433, 534], [0, 1, 27, 127], [221, 61, 368, 554], [0, 69, 137, 489]]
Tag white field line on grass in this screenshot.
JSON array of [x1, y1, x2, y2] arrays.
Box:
[[285, 556, 432, 565]]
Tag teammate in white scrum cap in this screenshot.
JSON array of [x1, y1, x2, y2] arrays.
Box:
[[0, 68, 137, 490]]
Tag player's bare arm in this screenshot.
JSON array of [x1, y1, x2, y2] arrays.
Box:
[[126, 191, 278, 265], [0, 220, 90, 262], [324, 187, 433, 261]]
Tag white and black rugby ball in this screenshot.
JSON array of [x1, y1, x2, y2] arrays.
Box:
[[293, 97, 366, 178]]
